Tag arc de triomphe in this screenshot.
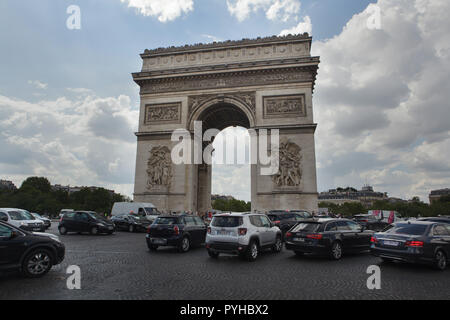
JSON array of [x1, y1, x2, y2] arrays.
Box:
[[132, 34, 320, 213]]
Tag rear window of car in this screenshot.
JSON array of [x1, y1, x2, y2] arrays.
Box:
[[154, 217, 179, 225], [385, 223, 428, 235], [291, 222, 321, 232], [211, 216, 243, 228]]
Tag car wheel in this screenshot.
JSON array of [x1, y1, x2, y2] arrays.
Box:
[[129, 225, 135, 233], [21, 249, 53, 278], [90, 226, 98, 235], [178, 237, 190, 253], [330, 241, 343, 260], [245, 241, 259, 262], [149, 245, 158, 251], [434, 250, 447, 271], [58, 226, 67, 235], [272, 235, 283, 253], [208, 249, 219, 259], [294, 251, 304, 257]]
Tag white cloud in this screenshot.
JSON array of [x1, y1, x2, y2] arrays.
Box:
[[312, 0, 450, 202], [120, 0, 193, 22], [279, 15, 312, 35], [0, 93, 139, 197], [28, 80, 48, 90], [227, 0, 301, 22]]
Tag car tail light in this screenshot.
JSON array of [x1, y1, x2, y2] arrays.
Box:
[[370, 237, 378, 243], [238, 228, 247, 236], [147, 226, 152, 233], [174, 225, 180, 235], [405, 241, 424, 247], [207, 227, 211, 234], [285, 232, 292, 238], [306, 234, 322, 240], [361, 219, 368, 223], [274, 220, 281, 224]]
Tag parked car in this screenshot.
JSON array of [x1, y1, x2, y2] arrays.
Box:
[[267, 210, 312, 238], [146, 215, 207, 252], [206, 212, 283, 261], [0, 208, 46, 232], [418, 217, 450, 224], [284, 218, 374, 260], [353, 214, 389, 232], [31, 212, 51, 230], [58, 211, 115, 235], [111, 214, 151, 233], [0, 221, 65, 278], [370, 221, 450, 270]]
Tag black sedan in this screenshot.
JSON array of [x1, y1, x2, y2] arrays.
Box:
[[146, 215, 207, 253], [285, 218, 374, 260], [111, 214, 151, 233], [0, 221, 65, 278], [353, 214, 389, 232], [370, 221, 450, 270], [267, 210, 312, 238]]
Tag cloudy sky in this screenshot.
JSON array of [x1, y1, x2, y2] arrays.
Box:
[[0, 0, 449, 203]]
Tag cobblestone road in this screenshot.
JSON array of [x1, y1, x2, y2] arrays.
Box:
[[1, 224, 449, 300]]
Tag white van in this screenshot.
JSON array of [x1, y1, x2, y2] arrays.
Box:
[[111, 202, 160, 221], [0, 208, 46, 232]]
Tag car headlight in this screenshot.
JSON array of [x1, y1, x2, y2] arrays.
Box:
[[97, 222, 106, 227]]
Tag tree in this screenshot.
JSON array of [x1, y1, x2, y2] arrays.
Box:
[[20, 177, 51, 193]]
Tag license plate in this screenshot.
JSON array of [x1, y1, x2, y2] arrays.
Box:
[[218, 230, 231, 236], [383, 240, 399, 246], [33, 228, 41, 231], [152, 238, 167, 244], [108, 226, 113, 230], [293, 237, 305, 242]]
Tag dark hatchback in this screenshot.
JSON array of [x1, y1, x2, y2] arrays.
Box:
[[58, 211, 115, 235], [111, 214, 151, 233], [267, 210, 312, 238], [146, 215, 207, 253], [371, 221, 450, 270], [0, 221, 65, 278], [353, 214, 389, 232], [285, 218, 374, 260]]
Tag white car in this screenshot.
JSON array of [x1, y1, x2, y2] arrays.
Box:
[[206, 212, 283, 261], [0, 208, 46, 232], [30, 212, 52, 230]]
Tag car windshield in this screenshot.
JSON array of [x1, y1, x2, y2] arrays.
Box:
[[385, 223, 428, 235], [8, 211, 31, 221], [154, 217, 179, 225], [88, 212, 105, 220], [211, 216, 243, 227], [129, 215, 145, 221], [291, 222, 321, 232], [292, 211, 312, 218], [32, 213, 43, 218]]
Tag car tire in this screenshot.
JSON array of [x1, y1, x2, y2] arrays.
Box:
[[21, 248, 54, 278], [330, 241, 343, 260], [208, 249, 219, 259], [149, 245, 158, 251], [272, 235, 283, 253], [245, 241, 259, 262], [58, 226, 67, 235], [434, 250, 447, 271], [90, 226, 98, 235], [178, 236, 190, 253], [129, 225, 135, 233], [294, 251, 304, 257]]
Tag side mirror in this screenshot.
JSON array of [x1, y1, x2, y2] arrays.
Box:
[[9, 231, 19, 239]]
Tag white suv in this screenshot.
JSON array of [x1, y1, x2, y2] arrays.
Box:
[[206, 212, 283, 261]]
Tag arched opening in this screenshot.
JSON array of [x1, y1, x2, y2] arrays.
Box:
[[194, 102, 252, 214]]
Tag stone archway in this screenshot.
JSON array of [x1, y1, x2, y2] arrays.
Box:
[[132, 34, 320, 213]]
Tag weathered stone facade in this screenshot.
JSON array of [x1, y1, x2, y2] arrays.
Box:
[[132, 34, 320, 213]]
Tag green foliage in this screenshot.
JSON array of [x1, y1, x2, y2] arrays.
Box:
[[212, 198, 251, 212], [318, 202, 366, 217], [0, 176, 127, 217]]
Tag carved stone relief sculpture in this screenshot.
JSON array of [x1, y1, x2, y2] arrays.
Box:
[[146, 146, 172, 190], [145, 103, 181, 124], [272, 141, 302, 187], [263, 94, 306, 118]]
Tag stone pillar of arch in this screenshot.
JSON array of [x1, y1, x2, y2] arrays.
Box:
[[132, 34, 320, 213]]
